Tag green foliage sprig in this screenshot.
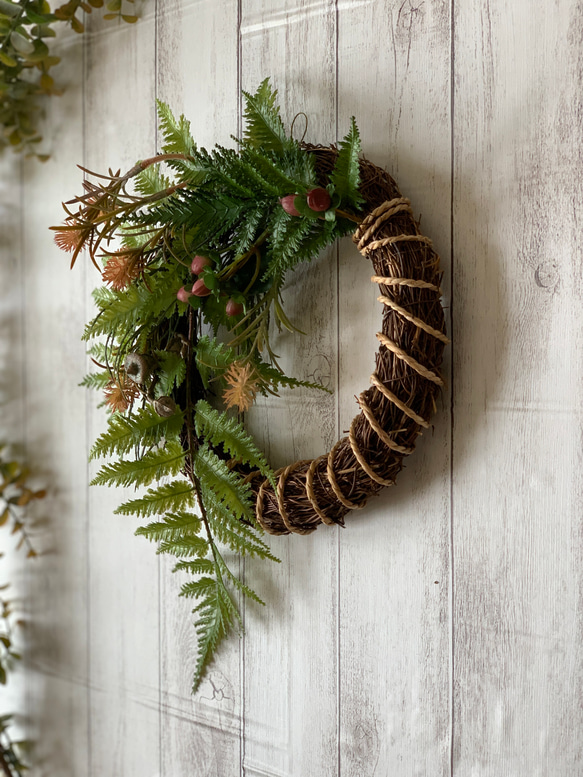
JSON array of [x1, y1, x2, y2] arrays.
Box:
[[0, 445, 44, 776], [0, 0, 138, 159], [54, 79, 364, 691]]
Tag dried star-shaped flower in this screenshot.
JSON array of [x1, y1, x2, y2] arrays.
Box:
[[53, 225, 84, 253], [103, 376, 139, 413], [223, 362, 260, 412], [102, 250, 144, 291]]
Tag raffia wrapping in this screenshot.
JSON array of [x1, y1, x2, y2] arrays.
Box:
[[246, 148, 448, 536]]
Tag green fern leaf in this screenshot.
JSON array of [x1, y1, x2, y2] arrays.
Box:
[[254, 360, 331, 396], [173, 558, 215, 576], [193, 445, 252, 520], [265, 208, 314, 278], [158, 534, 208, 557], [90, 440, 186, 489], [115, 479, 194, 518], [242, 78, 290, 155], [79, 371, 110, 391], [192, 579, 238, 693], [89, 405, 184, 460], [216, 554, 266, 606], [154, 350, 186, 396], [134, 164, 171, 196], [135, 511, 202, 542], [194, 400, 275, 485], [195, 336, 237, 389], [241, 146, 316, 195], [202, 485, 278, 561], [157, 100, 196, 156], [330, 117, 364, 209]]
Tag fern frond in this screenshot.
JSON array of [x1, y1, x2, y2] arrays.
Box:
[[83, 273, 179, 342], [155, 351, 186, 396], [202, 485, 278, 561], [157, 100, 196, 156], [254, 360, 332, 395], [158, 534, 208, 557], [195, 336, 237, 389], [194, 400, 275, 485], [80, 371, 110, 391], [135, 511, 202, 542], [265, 209, 314, 278], [193, 445, 252, 520], [241, 146, 315, 195], [89, 405, 184, 460], [242, 78, 290, 155], [173, 558, 215, 576], [192, 576, 239, 693], [330, 117, 364, 210], [90, 441, 186, 489], [115, 479, 194, 518], [216, 554, 266, 606], [134, 164, 171, 196]]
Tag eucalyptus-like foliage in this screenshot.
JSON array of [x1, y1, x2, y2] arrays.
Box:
[[55, 80, 364, 692], [0, 446, 44, 774], [0, 0, 139, 159]]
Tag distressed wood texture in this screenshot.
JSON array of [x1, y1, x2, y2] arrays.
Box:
[[83, 9, 160, 777], [336, 2, 452, 775], [452, 1, 583, 775], [1, 0, 583, 775]]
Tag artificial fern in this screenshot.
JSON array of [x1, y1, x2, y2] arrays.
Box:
[[55, 79, 366, 693]]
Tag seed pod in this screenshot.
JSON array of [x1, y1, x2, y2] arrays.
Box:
[[124, 353, 149, 384], [192, 278, 212, 297], [280, 194, 301, 217], [226, 298, 244, 317], [306, 187, 331, 212], [153, 396, 176, 417], [177, 286, 192, 303], [191, 255, 212, 274]]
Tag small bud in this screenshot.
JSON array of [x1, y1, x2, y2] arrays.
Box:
[[306, 187, 331, 212], [280, 194, 301, 217], [124, 353, 149, 384], [153, 396, 177, 417], [191, 255, 212, 274], [177, 286, 192, 303], [226, 298, 244, 317], [192, 278, 212, 297]]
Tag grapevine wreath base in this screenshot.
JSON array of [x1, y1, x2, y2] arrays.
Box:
[[54, 84, 448, 690], [248, 148, 448, 535]]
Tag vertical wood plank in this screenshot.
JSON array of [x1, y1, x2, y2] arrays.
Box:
[[452, 1, 583, 772], [240, 2, 340, 775], [0, 149, 26, 760], [83, 10, 160, 776], [18, 28, 90, 774], [155, 2, 242, 775], [337, 1, 452, 774]]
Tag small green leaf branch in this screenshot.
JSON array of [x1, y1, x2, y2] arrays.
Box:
[[0, 0, 140, 159], [0, 445, 44, 775]]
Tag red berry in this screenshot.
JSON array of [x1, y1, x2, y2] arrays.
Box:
[[226, 298, 244, 317], [177, 286, 191, 303], [280, 194, 301, 217], [191, 255, 212, 274], [306, 188, 331, 212], [191, 279, 212, 297]]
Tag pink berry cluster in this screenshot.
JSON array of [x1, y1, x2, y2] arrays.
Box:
[[280, 187, 331, 217], [177, 256, 243, 316]]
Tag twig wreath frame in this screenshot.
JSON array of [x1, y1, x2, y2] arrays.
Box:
[[53, 80, 448, 692]]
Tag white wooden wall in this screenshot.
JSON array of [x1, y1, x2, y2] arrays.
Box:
[[1, 0, 583, 774]]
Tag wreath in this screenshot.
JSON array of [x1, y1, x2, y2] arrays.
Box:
[[52, 79, 448, 692]]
